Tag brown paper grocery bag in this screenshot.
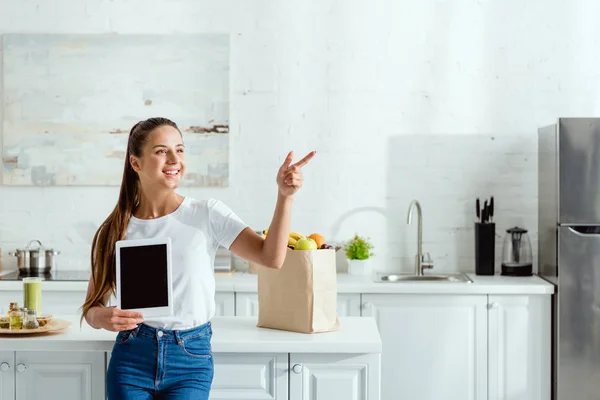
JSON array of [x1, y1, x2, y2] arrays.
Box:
[[257, 249, 340, 333]]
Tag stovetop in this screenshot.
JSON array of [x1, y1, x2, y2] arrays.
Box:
[[0, 270, 91, 281]]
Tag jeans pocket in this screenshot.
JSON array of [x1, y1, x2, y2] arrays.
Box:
[[179, 335, 212, 358], [115, 329, 135, 345]]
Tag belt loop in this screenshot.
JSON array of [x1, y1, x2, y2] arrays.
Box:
[[174, 330, 182, 345], [132, 324, 142, 337]]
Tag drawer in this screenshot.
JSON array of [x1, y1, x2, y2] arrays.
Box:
[[211, 353, 287, 399]]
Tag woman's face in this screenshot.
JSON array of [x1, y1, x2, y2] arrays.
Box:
[[130, 125, 186, 190]]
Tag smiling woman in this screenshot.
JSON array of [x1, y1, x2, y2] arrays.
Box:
[[79, 116, 315, 400], [129, 122, 187, 194]]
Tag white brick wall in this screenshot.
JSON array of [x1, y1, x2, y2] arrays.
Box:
[[1, 0, 599, 274]]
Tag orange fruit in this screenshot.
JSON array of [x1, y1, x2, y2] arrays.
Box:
[[308, 233, 326, 248]]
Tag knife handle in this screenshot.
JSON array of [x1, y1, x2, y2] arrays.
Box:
[[483, 200, 488, 223]]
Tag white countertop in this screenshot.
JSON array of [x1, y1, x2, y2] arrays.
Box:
[[0, 270, 555, 294], [217, 272, 555, 294], [0, 315, 382, 354]]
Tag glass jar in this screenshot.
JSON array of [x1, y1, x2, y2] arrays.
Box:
[[9, 305, 23, 330], [23, 309, 39, 329], [23, 277, 42, 314]]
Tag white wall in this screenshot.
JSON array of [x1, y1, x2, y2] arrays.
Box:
[[1, 0, 599, 274]]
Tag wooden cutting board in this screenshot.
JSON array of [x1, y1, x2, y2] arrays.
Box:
[[0, 319, 72, 335]]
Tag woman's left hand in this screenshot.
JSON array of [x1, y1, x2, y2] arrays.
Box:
[[277, 150, 316, 197]]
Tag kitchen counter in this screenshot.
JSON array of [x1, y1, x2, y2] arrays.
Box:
[[224, 272, 555, 294], [0, 315, 382, 354], [0, 270, 554, 295], [0, 315, 382, 399]]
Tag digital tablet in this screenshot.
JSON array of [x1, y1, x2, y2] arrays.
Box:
[[115, 237, 174, 317]]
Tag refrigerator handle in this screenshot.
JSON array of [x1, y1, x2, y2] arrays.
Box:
[[565, 226, 600, 237]]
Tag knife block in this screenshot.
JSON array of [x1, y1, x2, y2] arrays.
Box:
[[475, 222, 495, 275]]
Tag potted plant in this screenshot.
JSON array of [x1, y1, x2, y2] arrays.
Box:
[[343, 234, 374, 275]]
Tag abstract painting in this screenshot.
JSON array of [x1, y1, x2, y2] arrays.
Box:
[[1, 34, 230, 186]]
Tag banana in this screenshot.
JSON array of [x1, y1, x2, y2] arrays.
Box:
[[261, 229, 304, 243], [289, 231, 304, 241]]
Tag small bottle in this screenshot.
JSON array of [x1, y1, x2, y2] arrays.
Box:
[[23, 309, 39, 330], [9, 304, 23, 330], [7, 302, 18, 318]]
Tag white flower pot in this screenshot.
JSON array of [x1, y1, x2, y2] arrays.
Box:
[[347, 258, 372, 276]]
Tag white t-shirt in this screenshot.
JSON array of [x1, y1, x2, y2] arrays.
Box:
[[124, 196, 247, 330]]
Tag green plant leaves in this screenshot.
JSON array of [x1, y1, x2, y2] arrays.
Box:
[[343, 234, 374, 260]]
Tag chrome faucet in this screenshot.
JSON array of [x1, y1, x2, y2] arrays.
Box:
[[406, 200, 433, 275]]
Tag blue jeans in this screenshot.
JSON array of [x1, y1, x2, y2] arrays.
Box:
[[106, 321, 214, 399]]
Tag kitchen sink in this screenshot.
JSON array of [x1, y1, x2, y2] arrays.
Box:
[[373, 272, 473, 283]]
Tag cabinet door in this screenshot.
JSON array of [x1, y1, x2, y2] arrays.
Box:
[[15, 351, 105, 400], [210, 353, 287, 399], [362, 294, 488, 400], [235, 293, 259, 317], [0, 351, 14, 400], [488, 295, 551, 400], [215, 292, 235, 316], [289, 353, 380, 400], [235, 293, 362, 317], [337, 294, 361, 317]]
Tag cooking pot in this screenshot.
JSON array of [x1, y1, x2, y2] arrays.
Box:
[[8, 240, 60, 274]]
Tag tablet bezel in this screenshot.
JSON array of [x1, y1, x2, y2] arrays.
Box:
[[115, 237, 174, 318]]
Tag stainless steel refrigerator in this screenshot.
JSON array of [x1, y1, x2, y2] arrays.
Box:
[[539, 117, 600, 400]]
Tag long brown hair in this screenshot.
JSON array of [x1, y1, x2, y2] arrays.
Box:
[[81, 117, 181, 322]]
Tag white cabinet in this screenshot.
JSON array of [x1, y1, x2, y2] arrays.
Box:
[[289, 353, 380, 400], [362, 294, 488, 400], [215, 292, 235, 317], [235, 293, 362, 317], [210, 353, 288, 399], [337, 294, 361, 317], [0, 351, 15, 400], [0, 351, 105, 400], [488, 295, 551, 400], [362, 293, 551, 400], [210, 352, 381, 400], [235, 293, 259, 317]]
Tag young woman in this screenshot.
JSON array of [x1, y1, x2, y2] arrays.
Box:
[[80, 117, 314, 399]]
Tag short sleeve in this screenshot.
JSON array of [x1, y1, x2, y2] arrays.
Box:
[[208, 199, 249, 249]]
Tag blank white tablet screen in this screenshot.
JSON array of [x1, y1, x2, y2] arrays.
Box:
[[119, 243, 169, 310]]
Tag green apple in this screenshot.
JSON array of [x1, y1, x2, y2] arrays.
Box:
[[295, 238, 317, 250]]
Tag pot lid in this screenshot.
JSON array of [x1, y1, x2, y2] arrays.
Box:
[[506, 226, 528, 234], [15, 240, 45, 252]]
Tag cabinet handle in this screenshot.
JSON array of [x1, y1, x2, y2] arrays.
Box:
[[16, 364, 26, 373], [0, 362, 9, 372], [488, 302, 499, 309], [292, 364, 302, 374], [362, 302, 372, 309]]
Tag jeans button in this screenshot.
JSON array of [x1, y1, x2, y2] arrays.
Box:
[[157, 331, 164, 337]]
